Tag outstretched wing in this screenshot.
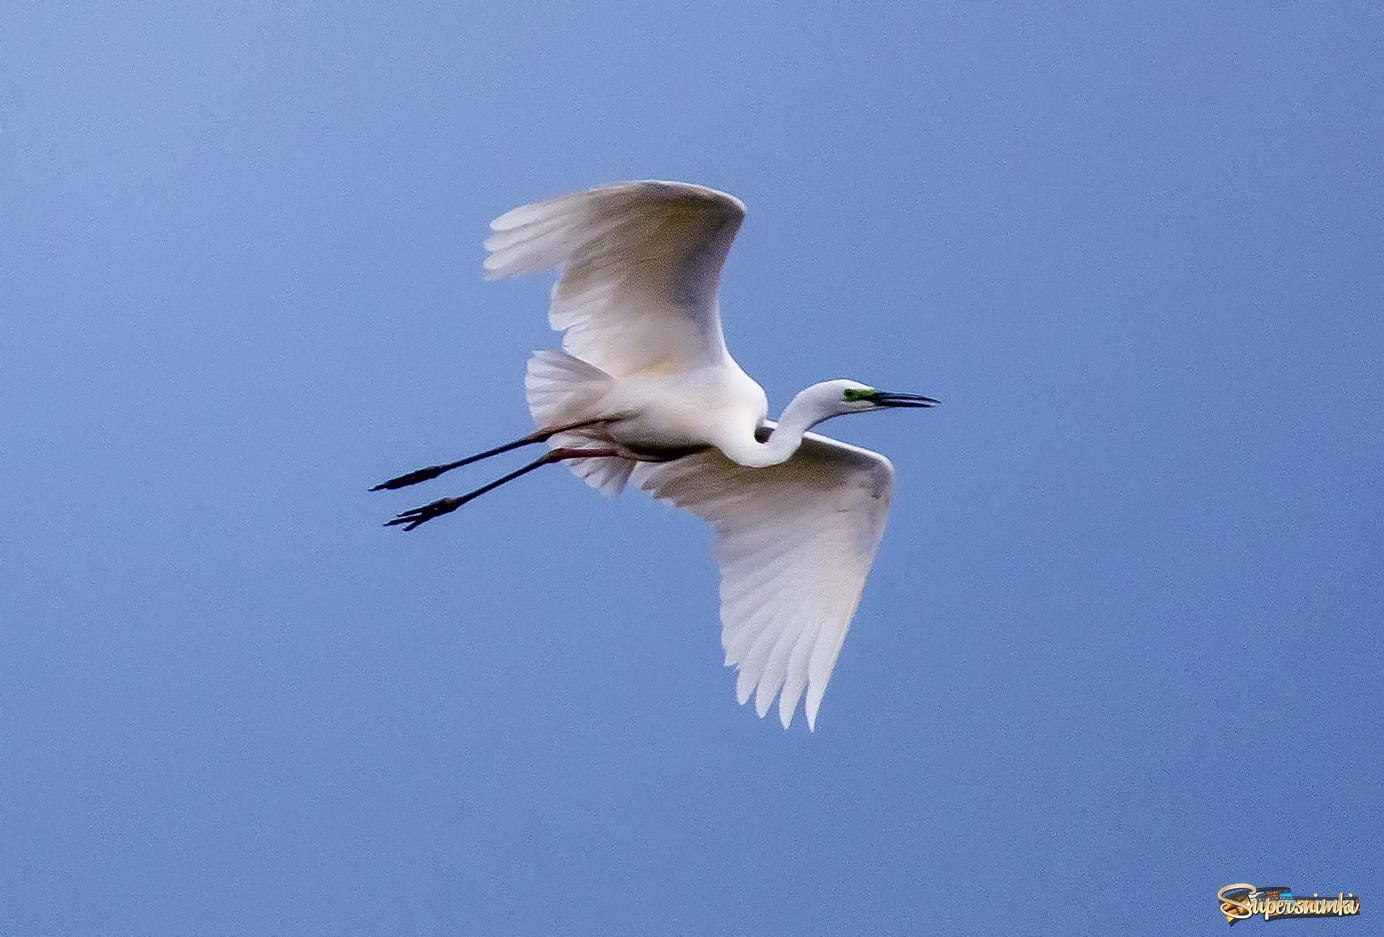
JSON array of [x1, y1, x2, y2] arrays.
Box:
[[634, 429, 895, 729], [484, 181, 746, 376]]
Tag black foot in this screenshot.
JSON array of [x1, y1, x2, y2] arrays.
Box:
[[370, 462, 461, 491], [385, 496, 464, 531]]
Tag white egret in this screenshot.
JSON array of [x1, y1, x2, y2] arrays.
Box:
[[374, 181, 937, 729]]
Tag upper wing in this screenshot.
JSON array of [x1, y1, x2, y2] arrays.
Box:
[[634, 428, 895, 729], [484, 181, 746, 376]]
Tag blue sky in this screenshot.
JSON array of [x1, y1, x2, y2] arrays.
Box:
[[3, 3, 1381, 934]]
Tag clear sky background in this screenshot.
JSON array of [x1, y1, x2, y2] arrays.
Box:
[[3, 3, 1381, 935]]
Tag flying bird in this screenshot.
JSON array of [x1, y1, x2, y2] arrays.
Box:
[[374, 181, 937, 729]]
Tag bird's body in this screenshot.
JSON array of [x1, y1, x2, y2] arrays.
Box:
[[570, 359, 768, 460], [375, 181, 937, 729]]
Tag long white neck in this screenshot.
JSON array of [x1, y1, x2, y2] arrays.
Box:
[[722, 387, 836, 468]]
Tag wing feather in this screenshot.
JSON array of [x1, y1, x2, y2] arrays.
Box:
[[484, 181, 746, 376], [635, 430, 894, 729]]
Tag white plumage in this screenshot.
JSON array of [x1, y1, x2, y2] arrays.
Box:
[[486, 181, 743, 374], [377, 181, 937, 730], [636, 430, 893, 729]]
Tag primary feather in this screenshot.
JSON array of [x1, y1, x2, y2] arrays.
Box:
[[485, 181, 745, 375], [634, 430, 893, 729]]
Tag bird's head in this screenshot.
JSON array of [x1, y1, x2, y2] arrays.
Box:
[[821, 380, 939, 417]]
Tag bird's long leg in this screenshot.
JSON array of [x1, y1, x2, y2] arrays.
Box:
[[385, 447, 623, 531], [370, 418, 607, 491]]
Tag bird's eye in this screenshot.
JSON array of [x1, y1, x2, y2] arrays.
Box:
[[842, 388, 876, 403]]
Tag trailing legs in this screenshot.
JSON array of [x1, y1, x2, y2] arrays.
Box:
[[384, 447, 623, 531], [369, 418, 607, 491]]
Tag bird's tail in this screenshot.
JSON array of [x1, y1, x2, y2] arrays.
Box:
[[525, 348, 613, 426], [525, 349, 635, 496]]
